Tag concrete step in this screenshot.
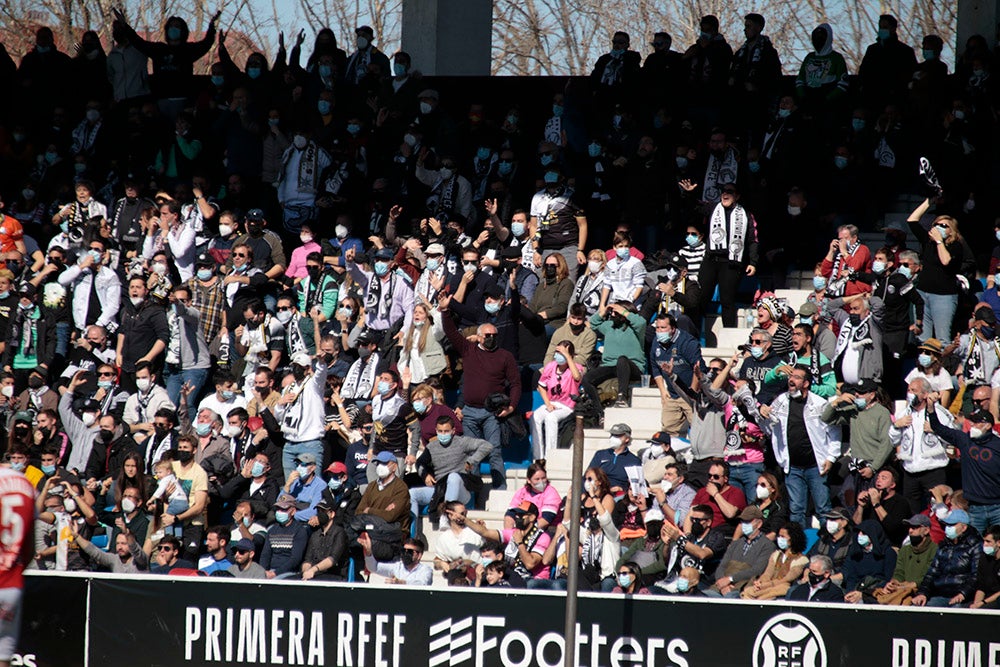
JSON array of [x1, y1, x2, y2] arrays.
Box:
[[774, 289, 812, 310]]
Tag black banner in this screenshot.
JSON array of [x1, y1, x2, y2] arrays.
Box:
[[18, 574, 88, 667], [80, 576, 1000, 667]]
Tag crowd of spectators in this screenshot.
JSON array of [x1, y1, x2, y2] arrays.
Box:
[[4, 10, 1000, 609]]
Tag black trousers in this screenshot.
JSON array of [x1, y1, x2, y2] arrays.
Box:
[[582, 356, 642, 407], [700, 258, 746, 328]]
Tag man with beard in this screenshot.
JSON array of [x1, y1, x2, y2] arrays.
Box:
[[161, 436, 210, 561], [115, 276, 169, 392], [530, 165, 587, 282]]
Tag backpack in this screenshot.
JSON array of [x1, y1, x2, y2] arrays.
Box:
[[348, 514, 403, 562]]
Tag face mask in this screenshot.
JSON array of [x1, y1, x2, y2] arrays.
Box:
[[615, 246, 630, 260], [878, 28, 891, 41], [275, 510, 290, 524], [121, 498, 137, 514], [776, 107, 791, 119], [740, 521, 755, 536], [970, 427, 986, 440], [74, 163, 87, 174], [45, 151, 59, 165], [331, 225, 349, 242], [854, 397, 867, 410], [377, 380, 391, 395], [412, 400, 427, 415], [167, 27, 182, 40], [319, 64, 333, 78], [616, 573, 632, 587], [851, 118, 866, 132], [748, 161, 761, 173], [750, 346, 764, 360], [484, 301, 500, 314], [85, 108, 101, 123], [756, 484, 770, 500], [437, 432, 453, 445], [689, 521, 706, 537], [8, 460, 24, 472], [136, 378, 151, 392], [678, 234, 700, 249], [296, 464, 311, 479], [376, 463, 391, 479], [799, 317, 813, 327], [317, 100, 332, 115], [585, 260, 602, 275], [27, 376, 43, 390], [64, 498, 78, 513], [226, 424, 243, 438], [944, 525, 959, 540], [671, 577, 690, 592], [785, 204, 802, 216], [327, 477, 344, 493], [826, 520, 840, 535], [656, 331, 672, 344], [41, 464, 56, 475], [246, 66, 262, 79], [609, 435, 624, 448], [195, 422, 213, 437], [808, 571, 825, 586], [985, 545, 997, 556], [276, 310, 293, 325], [983, 326, 996, 340], [211, 75, 225, 87], [827, 156, 848, 173], [908, 533, 924, 547], [374, 261, 390, 276], [872, 260, 886, 274], [543, 171, 560, 185], [776, 536, 789, 550], [358, 346, 373, 359], [848, 314, 861, 326], [482, 335, 498, 352], [553, 352, 567, 365], [544, 265, 557, 280], [913, 352, 933, 369], [392, 62, 408, 77], [583, 480, 594, 494], [217, 223, 234, 238], [414, 99, 433, 115], [857, 533, 871, 547], [220, 390, 236, 402], [293, 135, 308, 149], [531, 480, 547, 493], [675, 156, 688, 169], [346, 123, 361, 136], [812, 276, 827, 291], [897, 265, 911, 280], [175, 450, 193, 463]]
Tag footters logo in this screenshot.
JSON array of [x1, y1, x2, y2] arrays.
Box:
[[752, 613, 826, 667]]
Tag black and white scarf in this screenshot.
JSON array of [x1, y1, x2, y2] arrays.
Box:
[[827, 240, 860, 297], [834, 315, 873, 360], [365, 271, 395, 320], [703, 148, 738, 203], [506, 525, 543, 579], [343, 352, 380, 400], [709, 203, 748, 263], [428, 176, 457, 218], [287, 316, 307, 357], [572, 270, 604, 313], [290, 143, 321, 194], [600, 55, 624, 85], [964, 334, 1000, 383]]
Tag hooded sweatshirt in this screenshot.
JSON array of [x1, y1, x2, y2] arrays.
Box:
[[796, 24, 849, 99], [842, 519, 897, 592]]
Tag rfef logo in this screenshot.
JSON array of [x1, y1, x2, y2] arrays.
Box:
[[752, 612, 826, 667]]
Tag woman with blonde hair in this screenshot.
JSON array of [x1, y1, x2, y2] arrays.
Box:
[[907, 198, 964, 340], [570, 248, 607, 317], [409, 382, 461, 445], [398, 301, 447, 384]]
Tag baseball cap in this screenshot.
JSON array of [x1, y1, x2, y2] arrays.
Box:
[[18, 283, 36, 299], [512, 501, 538, 516], [853, 378, 877, 395], [609, 423, 631, 436], [647, 432, 671, 447], [326, 461, 348, 475], [274, 494, 298, 510], [941, 509, 971, 525], [195, 252, 214, 267], [739, 506, 763, 521], [418, 89, 439, 101], [798, 302, 818, 317], [500, 246, 523, 260], [667, 253, 688, 269], [245, 208, 266, 223], [374, 247, 394, 261], [291, 352, 313, 368], [81, 398, 101, 412], [425, 243, 445, 256], [975, 306, 997, 325], [373, 451, 396, 464], [967, 409, 995, 426], [903, 514, 931, 528], [233, 538, 255, 552], [12, 410, 32, 424]]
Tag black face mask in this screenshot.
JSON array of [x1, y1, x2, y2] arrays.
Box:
[[247, 223, 263, 236], [307, 266, 321, 280], [154, 424, 171, 437], [13, 425, 29, 438], [909, 533, 925, 547], [689, 521, 706, 537], [807, 571, 826, 586], [401, 549, 417, 566], [358, 346, 373, 359], [98, 430, 114, 443], [28, 376, 43, 389], [292, 365, 307, 382], [569, 322, 585, 334], [316, 509, 330, 527], [174, 450, 193, 464], [848, 314, 861, 326], [544, 265, 557, 279], [482, 334, 498, 351]]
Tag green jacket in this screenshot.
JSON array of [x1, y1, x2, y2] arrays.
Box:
[[764, 351, 837, 397], [892, 539, 938, 584], [590, 311, 646, 369]]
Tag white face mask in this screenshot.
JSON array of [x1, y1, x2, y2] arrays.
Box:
[[420, 101, 433, 115], [135, 378, 151, 392], [756, 484, 770, 500], [0, 385, 12, 398], [64, 498, 77, 513], [660, 479, 673, 493], [130, 296, 144, 307], [226, 424, 243, 438], [218, 224, 233, 237], [588, 260, 602, 274], [300, 233, 313, 244], [609, 436, 622, 447], [293, 134, 308, 149], [276, 310, 293, 324], [376, 463, 391, 479], [121, 498, 137, 513], [81, 412, 97, 427], [583, 480, 594, 494], [335, 224, 348, 239], [825, 520, 840, 535], [531, 481, 547, 492]]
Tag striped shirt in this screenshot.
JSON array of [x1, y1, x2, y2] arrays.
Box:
[[678, 242, 706, 282]]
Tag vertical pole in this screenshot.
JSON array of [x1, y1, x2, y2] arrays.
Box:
[[563, 414, 585, 667]]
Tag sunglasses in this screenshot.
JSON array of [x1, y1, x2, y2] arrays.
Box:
[[233, 252, 247, 258], [750, 339, 766, 344], [708, 474, 724, 480], [98, 371, 115, 377], [617, 570, 632, 575], [277, 306, 292, 312], [158, 546, 175, 552], [234, 548, 251, 554], [690, 516, 709, 523], [403, 548, 420, 555], [722, 188, 737, 195]]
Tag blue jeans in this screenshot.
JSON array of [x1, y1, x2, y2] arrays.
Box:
[[786, 465, 831, 527], [282, 440, 324, 481], [462, 406, 505, 488], [163, 366, 210, 423], [968, 503, 1000, 535], [926, 596, 963, 608], [526, 578, 566, 590], [728, 463, 765, 502], [408, 472, 471, 517], [917, 291, 957, 342], [56, 322, 71, 357]]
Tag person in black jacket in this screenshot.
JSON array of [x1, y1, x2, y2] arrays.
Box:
[[590, 31, 642, 118], [3, 282, 56, 392], [115, 276, 169, 392], [912, 509, 982, 607], [789, 555, 845, 602], [84, 413, 137, 484]]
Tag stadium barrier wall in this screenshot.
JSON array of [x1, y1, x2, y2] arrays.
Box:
[[19, 571, 1000, 667]]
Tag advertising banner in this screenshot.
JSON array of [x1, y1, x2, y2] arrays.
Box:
[[17, 573, 88, 667], [84, 577, 1000, 667]]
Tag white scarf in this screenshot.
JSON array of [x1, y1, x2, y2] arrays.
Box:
[[703, 148, 739, 203], [343, 352, 380, 401], [834, 314, 873, 360], [709, 203, 748, 263]]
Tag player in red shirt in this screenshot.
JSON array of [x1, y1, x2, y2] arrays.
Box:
[[0, 466, 35, 667]]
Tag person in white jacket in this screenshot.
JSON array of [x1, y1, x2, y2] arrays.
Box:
[[57, 237, 121, 332], [142, 200, 196, 281], [601, 230, 646, 307], [760, 364, 841, 527], [890, 377, 954, 510], [274, 351, 330, 475]]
